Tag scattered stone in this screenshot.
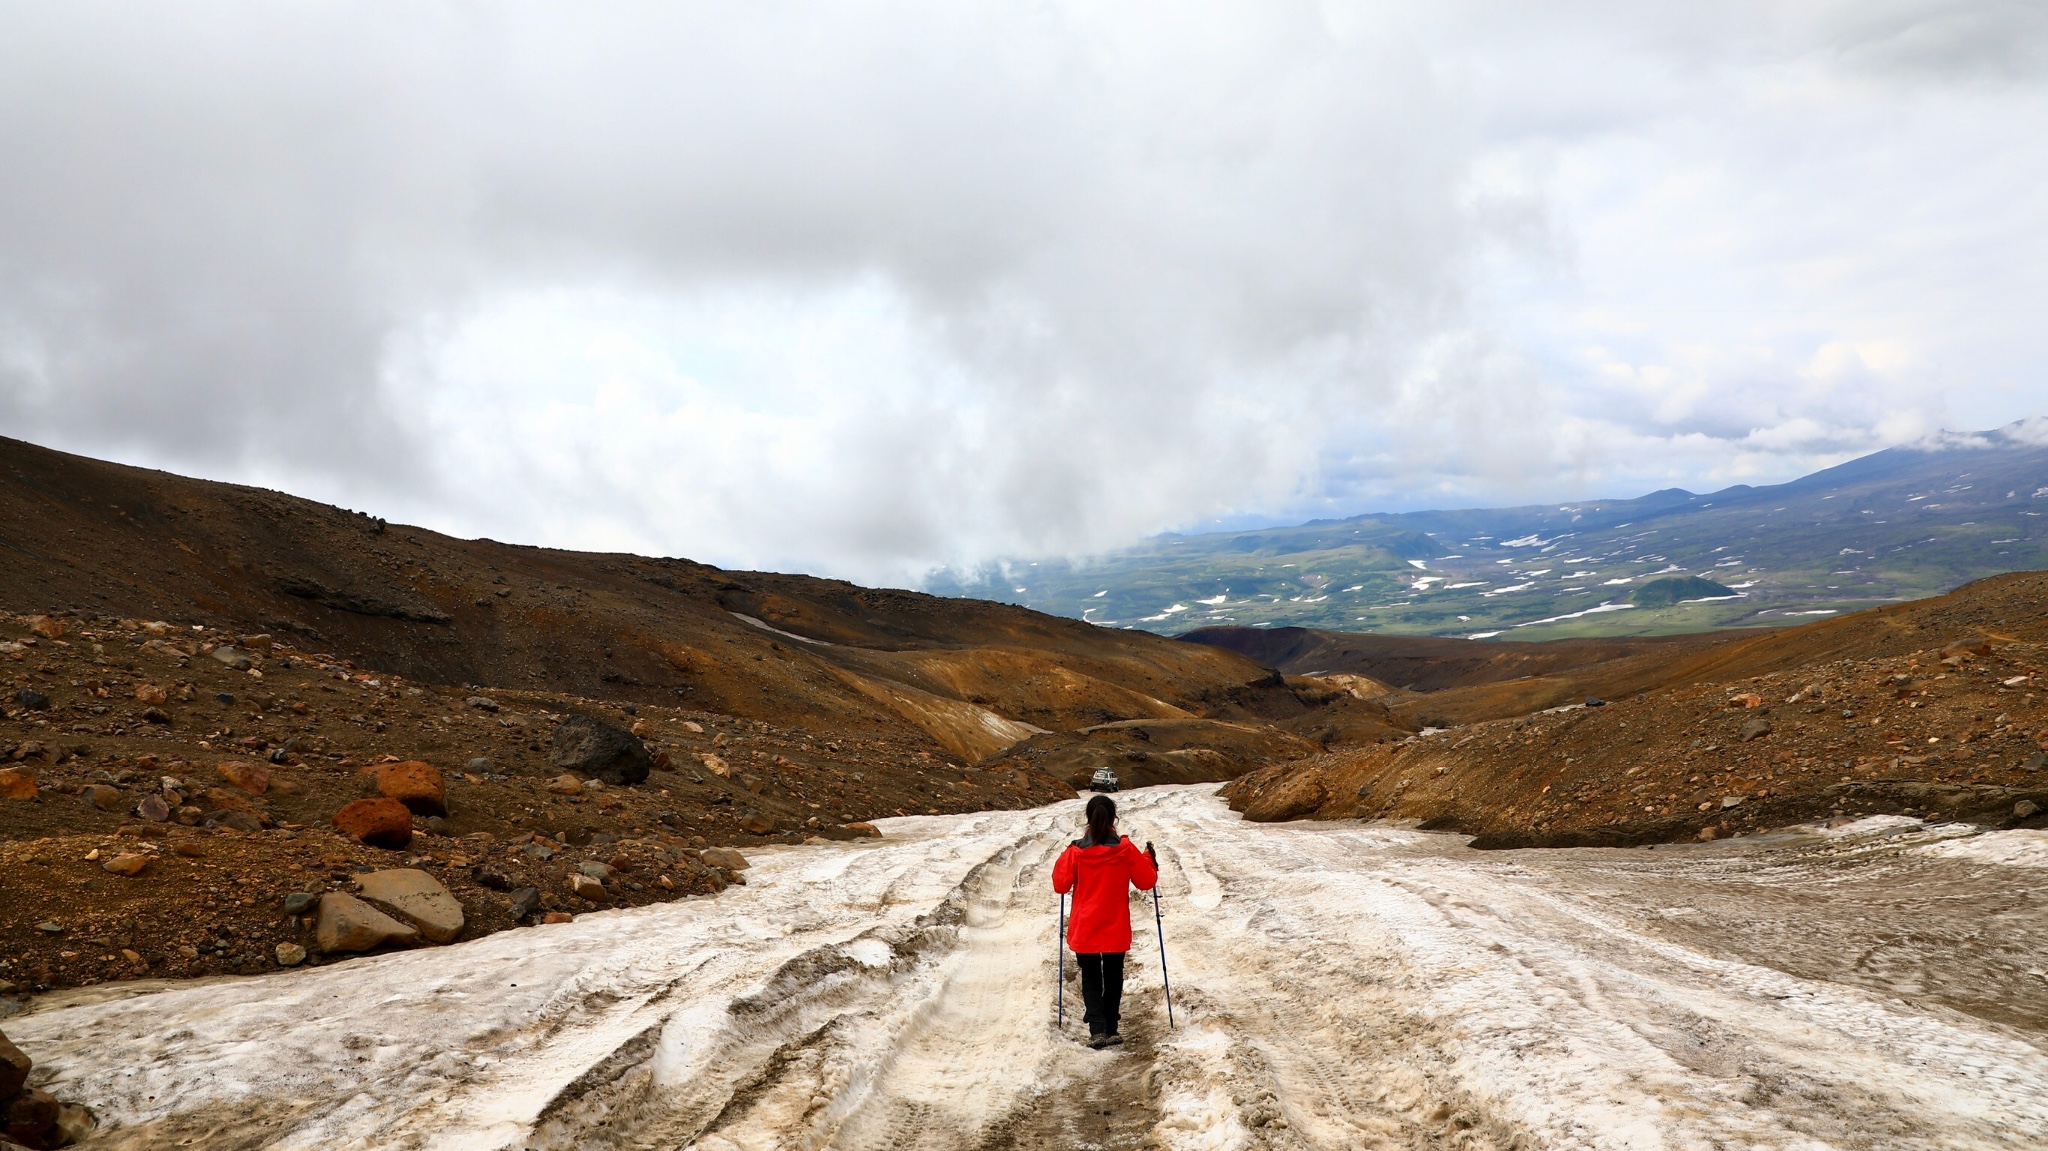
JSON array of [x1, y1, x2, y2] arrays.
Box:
[[134, 683, 169, 705], [571, 873, 609, 903], [465, 756, 492, 774], [214, 692, 235, 705], [1739, 718, 1773, 741], [699, 752, 730, 778], [314, 892, 420, 953], [1728, 692, 1764, 708], [681, 720, 704, 733], [739, 813, 776, 835], [360, 760, 447, 817], [471, 866, 511, 891], [53, 1101, 97, 1146], [466, 696, 499, 712], [81, 784, 126, 812], [4, 1086, 58, 1144], [209, 646, 254, 670], [0, 1027, 30, 1096], [101, 853, 150, 876], [542, 911, 574, 924], [24, 615, 65, 639], [2018, 800, 2041, 819], [843, 822, 881, 839], [549, 714, 652, 786], [1697, 826, 1719, 841], [1721, 796, 1745, 809], [143, 705, 171, 724], [701, 847, 750, 870], [171, 839, 205, 857], [217, 760, 271, 795], [546, 774, 584, 796], [508, 887, 542, 918], [1584, 697, 1605, 708], [33, 922, 62, 935], [576, 860, 613, 882], [356, 869, 465, 943], [333, 797, 415, 849], [137, 793, 171, 822], [14, 689, 48, 711], [0, 768, 34, 800], [2025, 753, 2048, 772], [283, 892, 319, 916], [201, 810, 263, 833], [275, 942, 308, 967], [238, 633, 273, 650], [523, 842, 555, 862]]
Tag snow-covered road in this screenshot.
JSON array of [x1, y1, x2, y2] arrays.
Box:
[[15, 787, 2048, 1150]]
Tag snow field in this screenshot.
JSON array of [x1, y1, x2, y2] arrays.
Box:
[[12, 790, 2048, 1149]]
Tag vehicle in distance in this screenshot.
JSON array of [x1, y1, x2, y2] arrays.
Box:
[[1088, 766, 1120, 793]]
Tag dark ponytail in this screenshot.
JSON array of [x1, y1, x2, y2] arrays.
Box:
[[1084, 794, 1118, 847]]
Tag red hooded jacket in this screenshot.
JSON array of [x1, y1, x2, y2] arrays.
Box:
[[1052, 834, 1159, 954]]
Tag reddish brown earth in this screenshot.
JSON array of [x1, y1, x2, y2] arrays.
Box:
[[1223, 570, 2048, 844]]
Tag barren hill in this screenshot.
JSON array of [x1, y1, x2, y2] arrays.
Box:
[[1221, 569, 2048, 844], [0, 435, 1382, 768]]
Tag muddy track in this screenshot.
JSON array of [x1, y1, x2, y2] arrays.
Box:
[[12, 789, 2048, 1149]]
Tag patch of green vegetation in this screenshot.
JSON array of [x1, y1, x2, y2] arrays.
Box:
[[1629, 576, 1736, 608]]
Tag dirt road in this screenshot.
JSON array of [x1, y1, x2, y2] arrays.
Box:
[[14, 787, 2048, 1149]]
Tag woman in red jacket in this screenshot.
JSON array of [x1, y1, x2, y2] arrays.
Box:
[[1052, 794, 1159, 1048]]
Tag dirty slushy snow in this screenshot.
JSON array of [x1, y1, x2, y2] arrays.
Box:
[[14, 788, 2047, 1149]]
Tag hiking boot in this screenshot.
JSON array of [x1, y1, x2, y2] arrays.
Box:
[[1101, 1033, 1124, 1048], [1086, 1033, 1112, 1049]]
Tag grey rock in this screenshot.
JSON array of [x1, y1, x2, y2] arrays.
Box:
[[355, 869, 465, 944], [215, 692, 235, 705], [576, 860, 613, 882], [81, 784, 126, 812], [314, 892, 419, 953], [283, 891, 319, 916], [470, 866, 511, 891], [137, 794, 171, 822], [1585, 697, 1606, 707], [2017, 799, 2042, 819], [1739, 718, 1773, 741], [1721, 795, 1745, 809], [465, 757, 493, 774], [202, 810, 263, 833], [508, 887, 542, 918], [2025, 753, 2048, 772], [549, 714, 652, 786], [210, 646, 254, 670], [275, 942, 308, 967], [15, 689, 48, 710], [523, 843, 555, 862], [701, 847, 750, 870], [466, 696, 499, 712]]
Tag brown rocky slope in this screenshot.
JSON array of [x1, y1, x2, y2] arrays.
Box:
[[1222, 570, 2048, 845], [0, 437, 1409, 996]]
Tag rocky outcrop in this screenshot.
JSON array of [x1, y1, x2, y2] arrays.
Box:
[[0, 1027, 92, 1148]]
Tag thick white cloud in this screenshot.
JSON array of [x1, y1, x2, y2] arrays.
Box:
[[1, 1, 2044, 583]]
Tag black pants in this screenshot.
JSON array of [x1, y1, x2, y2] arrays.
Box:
[[1077, 951, 1126, 1036]]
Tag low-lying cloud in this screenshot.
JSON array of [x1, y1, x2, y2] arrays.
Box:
[[2, 1, 2044, 584]]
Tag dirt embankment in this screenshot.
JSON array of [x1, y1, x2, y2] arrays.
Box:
[[1222, 570, 2048, 844]]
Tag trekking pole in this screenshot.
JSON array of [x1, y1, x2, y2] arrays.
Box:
[[1057, 892, 1067, 1027], [1148, 844, 1174, 1029]]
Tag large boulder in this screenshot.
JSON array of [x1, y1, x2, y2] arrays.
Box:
[[355, 869, 465, 943], [549, 715, 651, 786], [359, 761, 447, 817], [3, 1087, 57, 1146], [314, 892, 420, 953], [333, 798, 414, 849], [0, 1027, 29, 1097]]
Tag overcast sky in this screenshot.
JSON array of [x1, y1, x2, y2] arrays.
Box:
[[3, 1, 2045, 585]]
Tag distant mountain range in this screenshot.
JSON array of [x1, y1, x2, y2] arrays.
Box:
[[931, 418, 2048, 639]]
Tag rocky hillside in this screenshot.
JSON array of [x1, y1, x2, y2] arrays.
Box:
[[1221, 570, 2048, 845], [0, 437, 1412, 997]]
